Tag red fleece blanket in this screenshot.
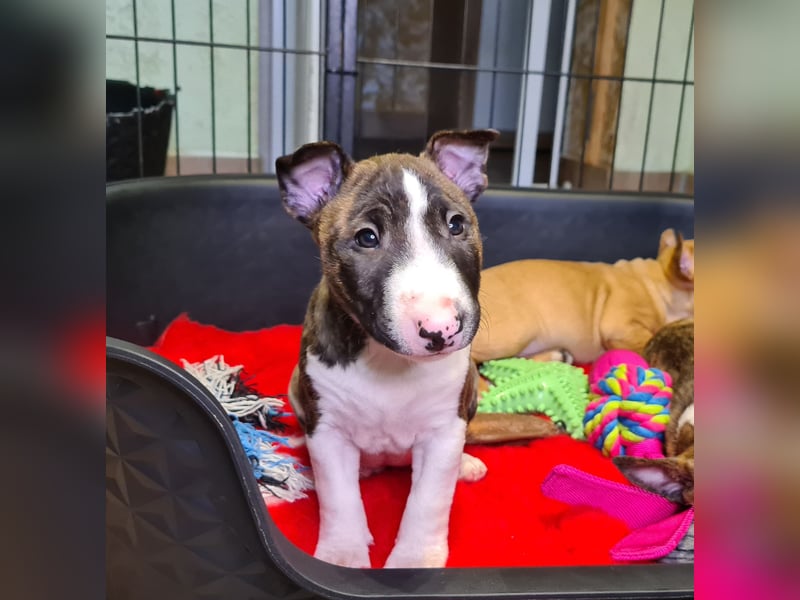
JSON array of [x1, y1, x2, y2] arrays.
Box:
[[152, 314, 636, 568]]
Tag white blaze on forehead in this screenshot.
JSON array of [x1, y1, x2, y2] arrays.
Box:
[[398, 169, 455, 275], [403, 169, 428, 228], [382, 169, 472, 352]]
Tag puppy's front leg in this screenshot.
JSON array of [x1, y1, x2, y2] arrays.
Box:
[[384, 419, 466, 568], [307, 427, 373, 568]]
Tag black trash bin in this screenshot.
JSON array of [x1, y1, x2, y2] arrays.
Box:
[[106, 79, 174, 181]]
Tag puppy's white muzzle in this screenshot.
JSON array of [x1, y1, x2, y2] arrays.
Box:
[[394, 293, 470, 355], [382, 168, 479, 357]]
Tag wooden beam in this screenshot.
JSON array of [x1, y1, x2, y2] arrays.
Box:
[[584, 0, 632, 170]]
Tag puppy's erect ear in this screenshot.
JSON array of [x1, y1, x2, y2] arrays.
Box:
[[659, 229, 694, 283], [678, 238, 694, 281], [659, 228, 678, 254], [613, 455, 694, 505], [275, 142, 353, 226], [422, 129, 499, 202]]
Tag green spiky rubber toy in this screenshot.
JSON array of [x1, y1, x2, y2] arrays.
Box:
[[478, 358, 590, 439]]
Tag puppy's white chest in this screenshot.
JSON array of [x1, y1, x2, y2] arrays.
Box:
[[305, 344, 470, 457]]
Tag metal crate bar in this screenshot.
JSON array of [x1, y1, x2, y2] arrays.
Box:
[[355, 56, 694, 86], [669, 10, 695, 193], [578, 0, 602, 188], [106, 0, 693, 196], [245, 0, 252, 173], [549, 0, 577, 189], [209, 0, 217, 174], [106, 34, 324, 56], [638, 0, 668, 191], [131, 0, 144, 178], [170, 0, 181, 175], [608, 1, 636, 191]]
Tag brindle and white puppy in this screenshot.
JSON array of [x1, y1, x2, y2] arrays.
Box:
[[276, 129, 499, 569]]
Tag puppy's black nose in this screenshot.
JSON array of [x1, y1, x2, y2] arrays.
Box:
[[418, 326, 446, 352]]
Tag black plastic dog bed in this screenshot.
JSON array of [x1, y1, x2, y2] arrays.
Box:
[[107, 175, 694, 599]]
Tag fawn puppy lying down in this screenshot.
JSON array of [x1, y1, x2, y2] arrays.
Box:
[[471, 229, 694, 364]]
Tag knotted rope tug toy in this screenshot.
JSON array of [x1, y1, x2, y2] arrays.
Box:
[[583, 363, 672, 458], [181, 355, 313, 501]]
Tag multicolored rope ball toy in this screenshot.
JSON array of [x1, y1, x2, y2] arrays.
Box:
[[583, 363, 672, 458]]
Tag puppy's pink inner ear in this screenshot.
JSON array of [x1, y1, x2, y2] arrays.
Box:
[[679, 247, 694, 279], [680, 255, 692, 278], [628, 466, 685, 499], [282, 156, 342, 221], [432, 142, 489, 202], [659, 229, 677, 254]]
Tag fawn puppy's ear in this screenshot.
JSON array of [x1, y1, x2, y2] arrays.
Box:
[[676, 238, 694, 281], [658, 229, 694, 284], [659, 228, 678, 254]]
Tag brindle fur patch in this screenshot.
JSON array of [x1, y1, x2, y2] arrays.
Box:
[[303, 283, 367, 368], [644, 318, 694, 383], [459, 360, 479, 422], [644, 318, 694, 456], [289, 359, 321, 434]]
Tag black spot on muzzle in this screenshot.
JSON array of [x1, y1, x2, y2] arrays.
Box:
[[418, 325, 456, 352]]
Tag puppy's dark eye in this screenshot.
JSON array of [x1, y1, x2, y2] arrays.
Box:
[[355, 228, 379, 248], [448, 214, 465, 236]]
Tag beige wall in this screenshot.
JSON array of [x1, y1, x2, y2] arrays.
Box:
[[106, 0, 258, 160], [614, 0, 694, 174]]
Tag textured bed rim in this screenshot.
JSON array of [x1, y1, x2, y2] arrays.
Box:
[[107, 337, 694, 599]]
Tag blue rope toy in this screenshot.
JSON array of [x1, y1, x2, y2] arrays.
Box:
[[182, 355, 313, 501]]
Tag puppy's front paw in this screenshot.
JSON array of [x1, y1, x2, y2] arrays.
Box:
[[458, 452, 487, 482], [384, 541, 448, 568], [314, 539, 371, 569]]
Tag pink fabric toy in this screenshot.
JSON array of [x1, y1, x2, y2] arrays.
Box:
[[542, 464, 693, 562]]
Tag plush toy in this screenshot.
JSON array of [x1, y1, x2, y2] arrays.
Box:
[[583, 362, 672, 458], [542, 464, 694, 563], [478, 358, 590, 439]]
